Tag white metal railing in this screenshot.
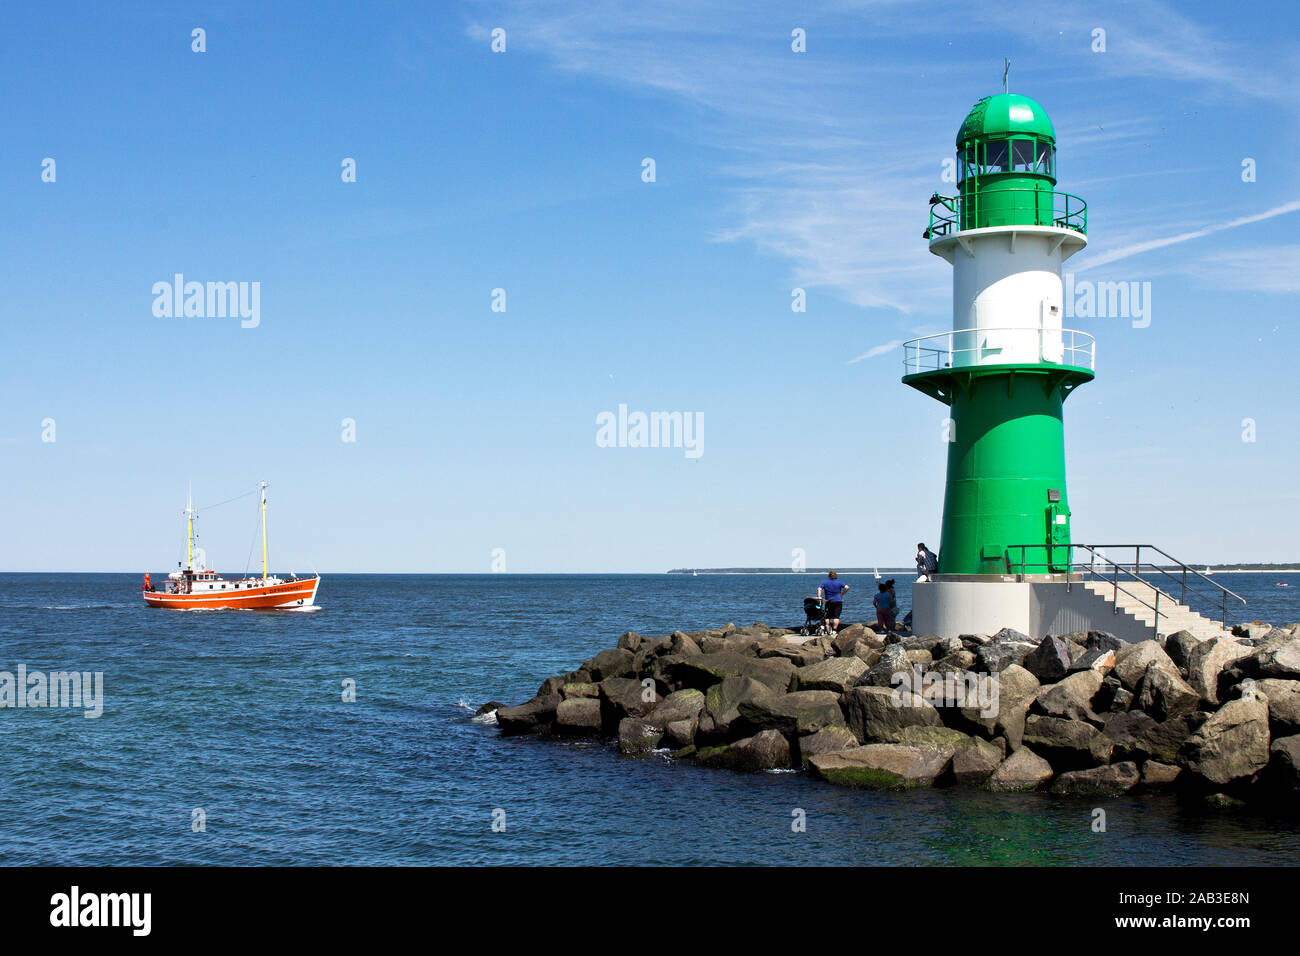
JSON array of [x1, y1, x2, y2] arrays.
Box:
[[902, 326, 1095, 375]]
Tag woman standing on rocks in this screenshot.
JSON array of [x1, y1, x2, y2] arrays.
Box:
[[818, 572, 849, 633]]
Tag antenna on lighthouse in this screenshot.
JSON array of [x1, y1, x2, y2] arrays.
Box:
[[1002, 57, 1010, 94]]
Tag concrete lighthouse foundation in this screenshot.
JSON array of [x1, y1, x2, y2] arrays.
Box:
[[912, 578, 1163, 644]]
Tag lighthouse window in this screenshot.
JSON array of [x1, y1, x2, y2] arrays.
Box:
[[961, 147, 978, 181], [1012, 139, 1036, 171], [1036, 141, 1054, 175], [983, 141, 1009, 173]]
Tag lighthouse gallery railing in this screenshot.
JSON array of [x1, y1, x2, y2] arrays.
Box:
[[925, 189, 1088, 239], [902, 327, 1095, 376]]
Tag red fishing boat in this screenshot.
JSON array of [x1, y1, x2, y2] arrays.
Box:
[[142, 482, 321, 610]]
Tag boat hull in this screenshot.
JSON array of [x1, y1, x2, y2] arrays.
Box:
[[142, 576, 320, 610]]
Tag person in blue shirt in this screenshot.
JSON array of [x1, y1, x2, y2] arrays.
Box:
[[873, 582, 893, 631], [817, 571, 849, 632]]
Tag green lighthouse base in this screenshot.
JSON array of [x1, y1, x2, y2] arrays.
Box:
[[903, 363, 1092, 576]]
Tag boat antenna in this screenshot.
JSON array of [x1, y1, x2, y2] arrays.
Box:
[[1002, 57, 1010, 94]]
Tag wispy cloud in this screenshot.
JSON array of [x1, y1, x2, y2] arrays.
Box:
[[1077, 201, 1300, 271], [848, 339, 906, 363], [1187, 244, 1300, 295]]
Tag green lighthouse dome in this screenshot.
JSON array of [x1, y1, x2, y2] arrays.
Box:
[[956, 93, 1056, 148]]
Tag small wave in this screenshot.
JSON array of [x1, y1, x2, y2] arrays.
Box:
[[471, 710, 498, 725], [765, 768, 800, 774], [41, 604, 130, 610]]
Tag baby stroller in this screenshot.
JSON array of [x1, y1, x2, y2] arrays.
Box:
[[800, 597, 834, 637]]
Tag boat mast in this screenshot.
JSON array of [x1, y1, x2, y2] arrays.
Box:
[[260, 480, 268, 580], [185, 484, 195, 571]]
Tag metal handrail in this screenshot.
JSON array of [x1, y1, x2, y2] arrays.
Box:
[[926, 189, 1088, 240], [1007, 543, 1247, 630], [902, 327, 1095, 375], [1008, 544, 1166, 636]]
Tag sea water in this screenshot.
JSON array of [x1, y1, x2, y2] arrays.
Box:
[[0, 572, 1296, 866]]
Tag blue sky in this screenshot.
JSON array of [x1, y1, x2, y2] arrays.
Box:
[[2, 0, 1298, 572]]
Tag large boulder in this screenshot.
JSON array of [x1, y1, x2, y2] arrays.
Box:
[[1102, 709, 1159, 762], [1086, 631, 1124, 653], [648, 688, 705, 748], [669, 631, 703, 657], [1139, 760, 1182, 789], [808, 742, 956, 789], [842, 685, 941, 743], [758, 641, 825, 667], [1237, 637, 1300, 681], [976, 630, 1038, 674], [1233, 622, 1276, 642], [951, 736, 1005, 785], [932, 649, 978, 674], [1265, 735, 1300, 797], [832, 623, 870, 656], [585, 647, 636, 681], [1177, 696, 1271, 785], [1113, 640, 1177, 692], [672, 653, 796, 694], [555, 697, 602, 736], [1033, 670, 1104, 723], [698, 676, 775, 741], [1135, 663, 1200, 721], [1094, 676, 1132, 713], [1163, 630, 1200, 671], [1184, 636, 1252, 706], [1257, 679, 1300, 735], [1068, 648, 1117, 675], [646, 653, 687, 695], [1051, 761, 1140, 795], [988, 746, 1054, 792], [599, 676, 657, 727], [736, 690, 846, 737], [699, 729, 792, 772], [1023, 635, 1073, 684], [647, 688, 706, 726], [858, 644, 912, 687], [496, 693, 560, 735], [1023, 714, 1114, 769], [664, 718, 698, 749], [887, 725, 971, 749], [796, 725, 859, 766], [952, 664, 1040, 748], [794, 656, 867, 693], [617, 717, 664, 755]]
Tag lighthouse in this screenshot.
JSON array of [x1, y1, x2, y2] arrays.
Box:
[[905, 90, 1095, 637]]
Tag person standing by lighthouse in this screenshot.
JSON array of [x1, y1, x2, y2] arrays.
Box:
[[904, 82, 1094, 636]]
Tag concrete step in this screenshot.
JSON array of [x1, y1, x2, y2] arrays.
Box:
[[1081, 580, 1232, 641]]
